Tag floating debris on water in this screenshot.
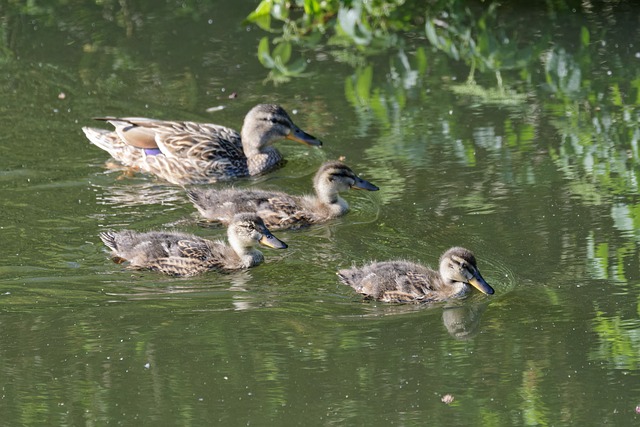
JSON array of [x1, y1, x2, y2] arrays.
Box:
[[206, 105, 226, 113], [441, 394, 454, 404]]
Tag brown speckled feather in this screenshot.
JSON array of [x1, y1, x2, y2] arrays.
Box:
[[338, 247, 494, 303], [187, 161, 378, 230], [98, 213, 286, 277], [83, 104, 321, 185]]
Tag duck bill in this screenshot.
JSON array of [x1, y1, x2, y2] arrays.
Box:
[[286, 126, 323, 147], [468, 273, 494, 295], [259, 233, 288, 250], [352, 177, 379, 191]]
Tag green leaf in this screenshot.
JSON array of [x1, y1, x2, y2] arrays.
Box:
[[337, 4, 371, 46], [631, 76, 640, 105], [245, 0, 273, 31], [355, 65, 373, 103], [304, 0, 321, 16], [272, 42, 292, 65], [271, 2, 288, 21], [344, 76, 356, 105], [425, 20, 440, 48], [415, 47, 428, 75], [286, 58, 307, 75], [610, 83, 623, 107], [257, 37, 275, 69], [581, 26, 590, 47]]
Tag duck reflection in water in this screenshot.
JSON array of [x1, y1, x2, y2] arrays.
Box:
[[92, 181, 186, 208], [441, 302, 489, 340]]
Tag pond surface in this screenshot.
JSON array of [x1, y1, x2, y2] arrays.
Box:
[[2, 0, 640, 425]]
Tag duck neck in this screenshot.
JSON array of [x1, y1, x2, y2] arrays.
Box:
[[441, 279, 470, 299], [241, 130, 270, 157], [228, 232, 264, 267], [246, 146, 283, 176], [315, 184, 349, 216]]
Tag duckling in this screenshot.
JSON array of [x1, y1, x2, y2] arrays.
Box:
[[337, 247, 494, 303], [99, 213, 287, 276], [187, 161, 379, 230], [83, 104, 322, 185]]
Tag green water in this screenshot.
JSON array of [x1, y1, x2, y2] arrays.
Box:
[[1, 0, 640, 425]]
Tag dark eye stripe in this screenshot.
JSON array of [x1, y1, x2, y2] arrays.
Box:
[[329, 170, 355, 180], [262, 117, 290, 126]]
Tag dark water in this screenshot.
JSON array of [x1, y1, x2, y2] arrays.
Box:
[[1, 1, 640, 425]]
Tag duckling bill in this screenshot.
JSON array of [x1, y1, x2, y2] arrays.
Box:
[[83, 104, 322, 185], [99, 213, 286, 277], [338, 247, 494, 303], [187, 160, 379, 230]]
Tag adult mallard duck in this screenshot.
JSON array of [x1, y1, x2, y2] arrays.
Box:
[[187, 161, 379, 230], [99, 213, 287, 276], [83, 104, 322, 185], [338, 247, 494, 303]]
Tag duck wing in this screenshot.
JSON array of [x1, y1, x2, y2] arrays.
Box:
[[254, 193, 318, 230], [188, 188, 307, 229], [339, 261, 443, 303], [386, 269, 442, 302], [102, 117, 245, 165], [150, 256, 211, 277], [153, 122, 244, 162], [148, 238, 231, 276], [176, 238, 215, 260]]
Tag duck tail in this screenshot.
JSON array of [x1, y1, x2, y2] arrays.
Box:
[[82, 127, 117, 151], [99, 231, 118, 252], [83, 126, 141, 165], [336, 269, 355, 287], [185, 189, 202, 206], [92, 117, 119, 123]]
